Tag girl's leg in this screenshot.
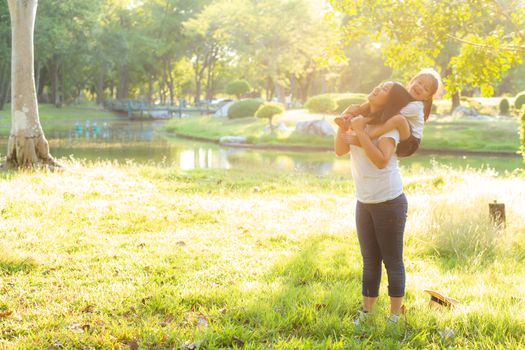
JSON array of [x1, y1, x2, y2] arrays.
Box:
[[367, 114, 411, 141]]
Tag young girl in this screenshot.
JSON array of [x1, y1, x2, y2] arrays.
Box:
[[335, 69, 442, 157]]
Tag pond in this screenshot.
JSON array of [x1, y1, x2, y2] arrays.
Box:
[[0, 118, 522, 175]]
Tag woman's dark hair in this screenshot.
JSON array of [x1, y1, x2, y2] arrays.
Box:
[[366, 82, 414, 124]]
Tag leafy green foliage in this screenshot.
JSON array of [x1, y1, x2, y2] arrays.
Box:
[[499, 98, 510, 115], [304, 95, 337, 114], [514, 91, 525, 110], [227, 98, 264, 119], [225, 79, 252, 99], [330, 0, 525, 98]]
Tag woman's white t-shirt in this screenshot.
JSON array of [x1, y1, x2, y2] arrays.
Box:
[[400, 101, 424, 139], [350, 129, 403, 203]]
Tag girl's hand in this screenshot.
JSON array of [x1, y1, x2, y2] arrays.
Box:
[[350, 116, 369, 131]]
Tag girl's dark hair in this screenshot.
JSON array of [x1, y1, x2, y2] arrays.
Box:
[[365, 82, 414, 124], [410, 71, 441, 121]]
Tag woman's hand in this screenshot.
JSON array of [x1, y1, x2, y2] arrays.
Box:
[[343, 132, 359, 145]]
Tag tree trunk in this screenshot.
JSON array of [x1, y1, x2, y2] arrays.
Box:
[[450, 91, 460, 113], [50, 58, 60, 107], [165, 58, 174, 105], [96, 70, 104, 105], [117, 64, 129, 100], [6, 0, 58, 169], [0, 63, 9, 110], [147, 75, 153, 105]]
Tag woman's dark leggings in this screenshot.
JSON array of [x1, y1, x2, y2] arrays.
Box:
[[355, 193, 408, 297]]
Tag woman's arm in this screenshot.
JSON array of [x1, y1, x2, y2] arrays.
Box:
[[352, 117, 396, 169], [334, 127, 350, 156]]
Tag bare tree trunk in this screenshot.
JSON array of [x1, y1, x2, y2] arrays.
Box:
[[7, 0, 58, 169]]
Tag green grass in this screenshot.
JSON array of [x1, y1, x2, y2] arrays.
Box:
[[422, 117, 520, 151], [0, 103, 118, 123], [0, 162, 524, 349]]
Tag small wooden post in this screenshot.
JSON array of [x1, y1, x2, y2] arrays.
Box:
[[489, 200, 506, 228]]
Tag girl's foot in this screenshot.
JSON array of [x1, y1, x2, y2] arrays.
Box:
[[334, 116, 350, 130]]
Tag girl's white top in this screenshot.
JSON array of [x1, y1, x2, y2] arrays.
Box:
[[350, 129, 402, 203], [400, 101, 424, 139]]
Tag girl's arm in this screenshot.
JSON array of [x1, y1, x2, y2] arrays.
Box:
[[367, 114, 411, 141], [341, 101, 370, 118], [334, 126, 350, 156], [352, 117, 397, 169]]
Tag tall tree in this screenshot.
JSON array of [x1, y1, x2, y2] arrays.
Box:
[[7, 0, 56, 168], [0, 1, 10, 110]]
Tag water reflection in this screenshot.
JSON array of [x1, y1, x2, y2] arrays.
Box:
[[1, 119, 522, 175]]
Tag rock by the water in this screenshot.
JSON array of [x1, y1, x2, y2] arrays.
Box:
[[214, 101, 236, 117], [452, 105, 478, 116], [219, 136, 249, 144], [148, 110, 171, 119], [263, 121, 293, 134], [294, 119, 335, 136]]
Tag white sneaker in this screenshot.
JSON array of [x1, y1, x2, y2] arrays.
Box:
[[353, 310, 368, 326], [387, 314, 400, 324]]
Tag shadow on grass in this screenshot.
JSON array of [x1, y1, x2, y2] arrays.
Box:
[[0, 255, 37, 274], [200, 234, 377, 348]]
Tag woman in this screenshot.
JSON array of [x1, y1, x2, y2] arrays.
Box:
[[335, 81, 413, 324]]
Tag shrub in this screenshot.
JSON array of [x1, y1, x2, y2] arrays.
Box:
[[499, 98, 510, 115], [514, 91, 525, 110], [227, 98, 264, 119], [225, 80, 252, 100], [255, 102, 285, 131], [334, 96, 368, 114], [304, 95, 337, 114]]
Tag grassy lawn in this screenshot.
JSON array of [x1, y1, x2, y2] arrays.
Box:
[[164, 112, 521, 153], [0, 163, 524, 349], [421, 117, 520, 151], [0, 104, 121, 137]]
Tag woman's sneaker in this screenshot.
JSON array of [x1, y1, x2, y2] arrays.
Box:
[[387, 314, 400, 324], [353, 310, 368, 326]]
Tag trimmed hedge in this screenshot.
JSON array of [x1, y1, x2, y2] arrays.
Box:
[[515, 91, 525, 111], [255, 102, 285, 120], [226, 79, 252, 99], [499, 98, 510, 115], [335, 96, 368, 114], [305, 95, 336, 114], [227, 98, 264, 119], [305, 93, 367, 114]]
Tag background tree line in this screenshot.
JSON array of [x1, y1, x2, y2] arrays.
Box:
[[0, 0, 524, 111]]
